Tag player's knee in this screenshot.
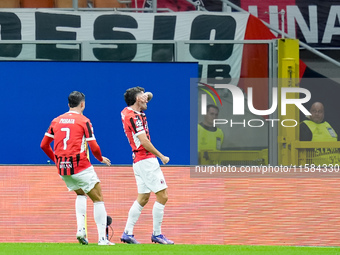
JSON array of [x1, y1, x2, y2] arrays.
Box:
[[88, 191, 103, 203], [157, 191, 168, 204], [140, 196, 150, 205], [137, 194, 150, 206], [162, 194, 168, 204], [75, 189, 86, 196], [91, 196, 103, 203]]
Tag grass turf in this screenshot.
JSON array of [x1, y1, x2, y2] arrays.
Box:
[[0, 243, 339, 255]]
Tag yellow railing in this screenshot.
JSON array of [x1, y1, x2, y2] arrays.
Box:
[[198, 149, 268, 166], [198, 143, 340, 166], [277, 38, 300, 166], [291, 141, 340, 166]]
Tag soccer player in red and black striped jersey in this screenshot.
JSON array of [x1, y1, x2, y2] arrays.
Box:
[[120, 86, 174, 245], [40, 91, 114, 245]]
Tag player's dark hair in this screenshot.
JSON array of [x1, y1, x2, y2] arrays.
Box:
[[207, 104, 219, 113], [124, 86, 145, 106], [68, 91, 85, 108]]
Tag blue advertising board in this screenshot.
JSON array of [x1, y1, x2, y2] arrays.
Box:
[[0, 61, 198, 165]]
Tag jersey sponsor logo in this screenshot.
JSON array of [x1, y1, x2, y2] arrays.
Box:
[[59, 118, 75, 124], [59, 160, 73, 169]]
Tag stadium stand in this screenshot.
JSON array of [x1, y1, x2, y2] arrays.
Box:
[[0, 0, 20, 8], [93, 0, 128, 8], [54, 0, 89, 8], [21, 0, 54, 8], [0, 0, 127, 9]]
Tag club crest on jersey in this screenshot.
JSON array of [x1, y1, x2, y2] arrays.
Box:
[[136, 119, 143, 127]]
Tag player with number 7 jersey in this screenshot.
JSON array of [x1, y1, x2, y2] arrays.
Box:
[[40, 91, 113, 246], [43, 111, 97, 175]]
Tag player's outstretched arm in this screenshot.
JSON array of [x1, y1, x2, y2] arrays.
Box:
[[138, 132, 170, 165]]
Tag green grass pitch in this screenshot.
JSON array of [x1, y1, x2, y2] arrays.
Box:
[[0, 243, 339, 255]]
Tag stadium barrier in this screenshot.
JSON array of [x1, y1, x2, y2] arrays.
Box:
[[291, 141, 340, 166], [198, 142, 340, 167], [1, 165, 340, 246], [199, 149, 268, 166]]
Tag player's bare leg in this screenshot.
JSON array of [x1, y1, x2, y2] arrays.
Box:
[[86, 182, 103, 202], [121, 193, 150, 244], [137, 193, 150, 207], [151, 189, 173, 244], [155, 189, 168, 205], [87, 183, 114, 245]]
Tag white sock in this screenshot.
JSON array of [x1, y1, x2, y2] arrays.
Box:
[[94, 202, 107, 242], [75, 195, 87, 234], [152, 202, 165, 236], [124, 201, 143, 235]]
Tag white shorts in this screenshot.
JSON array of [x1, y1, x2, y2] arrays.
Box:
[[133, 157, 168, 194], [60, 165, 100, 194]]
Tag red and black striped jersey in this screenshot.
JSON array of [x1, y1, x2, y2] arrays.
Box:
[[121, 107, 156, 163], [44, 111, 96, 175]]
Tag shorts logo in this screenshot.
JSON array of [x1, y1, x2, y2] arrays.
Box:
[[160, 179, 165, 184]]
